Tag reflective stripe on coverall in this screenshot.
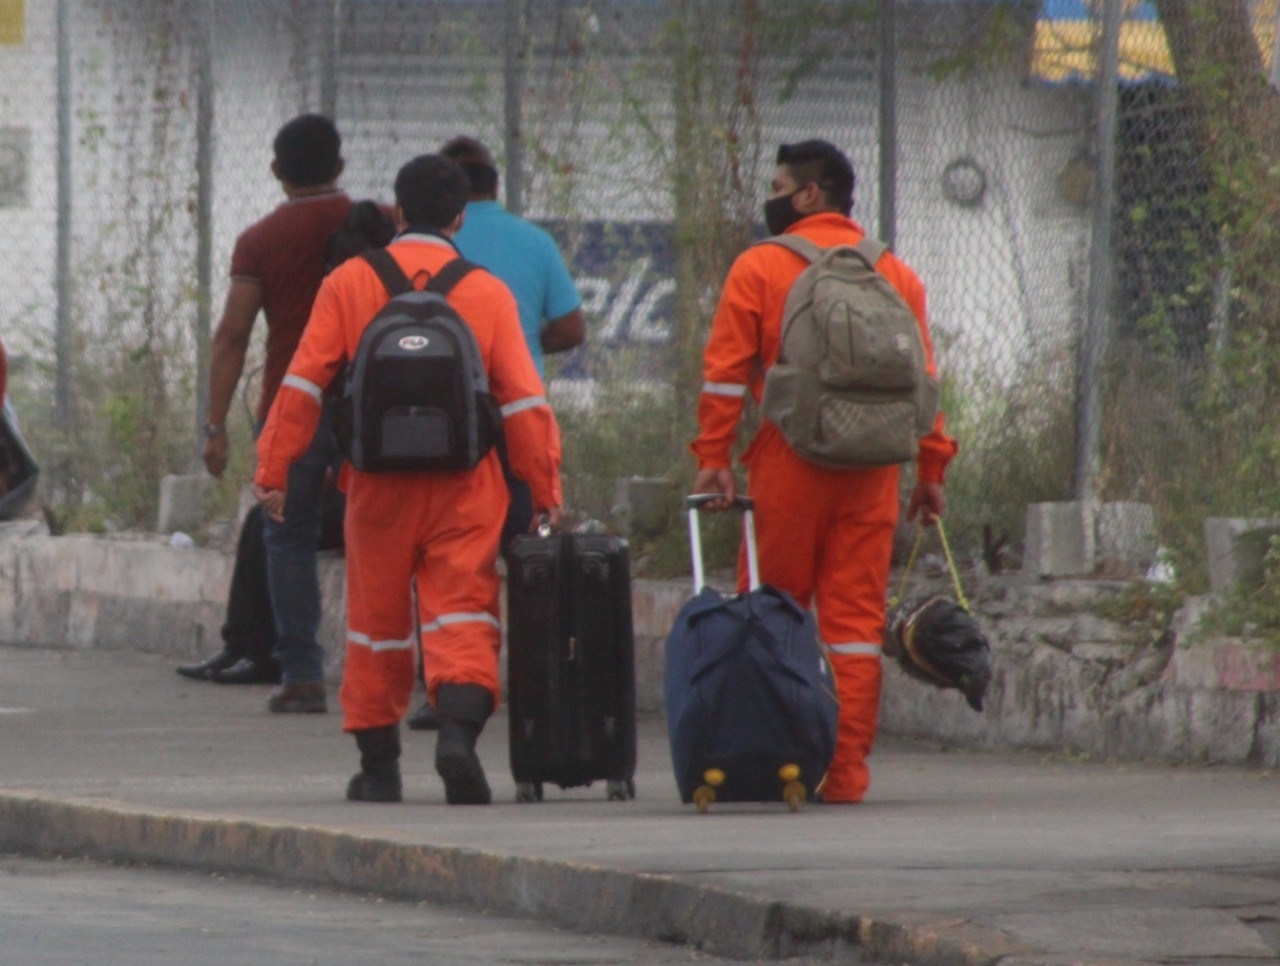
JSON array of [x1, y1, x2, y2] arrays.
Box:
[[256, 234, 563, 733], [692, 212, 958, 803]]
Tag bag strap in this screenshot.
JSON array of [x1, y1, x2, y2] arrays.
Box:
[[362, 250, 479, 299], [888, 518, 969, 611], [852, 236, 887, 267], [756, 233, 822, 263], [756, 233, 889, 269], [425, 257, 479, 296], [362, 248, 412, 297]]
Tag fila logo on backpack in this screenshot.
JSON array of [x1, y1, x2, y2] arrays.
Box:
[[336, 249, 502, 473], [758, 235, 939, 468]]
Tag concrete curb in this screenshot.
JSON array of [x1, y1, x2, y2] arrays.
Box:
[[0, 792, 1023, 965]]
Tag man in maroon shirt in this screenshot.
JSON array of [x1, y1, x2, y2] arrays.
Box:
[[188, 114, 353, 712]]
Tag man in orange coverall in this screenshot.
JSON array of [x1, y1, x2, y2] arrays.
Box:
[[692, 140, 958, 804], [255, 154, 564, 806]]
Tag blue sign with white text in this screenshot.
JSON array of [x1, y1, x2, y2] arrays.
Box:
[[538, 220, 677, 382]]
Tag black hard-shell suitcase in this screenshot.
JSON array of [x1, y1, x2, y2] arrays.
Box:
[[505, 528, 637, 803], [664, 495, 839, 813]]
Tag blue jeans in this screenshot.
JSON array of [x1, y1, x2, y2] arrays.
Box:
[[257, 405, 338, 685]]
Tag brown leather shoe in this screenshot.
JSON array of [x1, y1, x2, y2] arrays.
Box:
[[267, 682, 327, 714]]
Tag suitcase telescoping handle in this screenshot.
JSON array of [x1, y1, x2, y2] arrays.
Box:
[[685, 494, 760, 594]]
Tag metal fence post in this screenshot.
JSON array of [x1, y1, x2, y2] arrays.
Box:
[[878, 0, 897, 249], [55, 0, 72, 432], [1074, 0, 1122, 501], [503, 0, 527, 216], [195, 0, 214, 466], [319, 0, 340, 120]]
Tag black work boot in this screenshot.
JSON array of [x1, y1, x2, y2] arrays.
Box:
[[346, 724, 403, 803], [406, 700, 441, 731], [434, 684, 494, 805]]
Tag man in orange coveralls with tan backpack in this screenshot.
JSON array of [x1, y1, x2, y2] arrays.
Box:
[[691, 140, 958, 804], [255, 154, 564, 806]]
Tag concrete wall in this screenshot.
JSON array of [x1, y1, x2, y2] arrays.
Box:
[[0, 523, 345, 668], [879, 579, 1280, 768], [4, 522, 1280, 768]]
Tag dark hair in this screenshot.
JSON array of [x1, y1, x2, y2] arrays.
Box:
[[394, 154, 470, 228], [776, 140, 855, 215], [273, 114, 342, 187], [440, 135, 499, 197]]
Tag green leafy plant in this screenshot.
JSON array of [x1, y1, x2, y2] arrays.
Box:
[[1203, 534, 1280, 647]]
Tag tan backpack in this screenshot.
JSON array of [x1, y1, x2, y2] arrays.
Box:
[[758, 235, 938, 468]]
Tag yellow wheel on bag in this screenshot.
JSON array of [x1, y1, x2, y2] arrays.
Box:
[[703, 768, 725, 787], [783, 780, 806, 812], [778, 764, 800, 783]]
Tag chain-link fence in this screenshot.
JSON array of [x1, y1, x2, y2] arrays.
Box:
[[2, 0, 1277, 586]]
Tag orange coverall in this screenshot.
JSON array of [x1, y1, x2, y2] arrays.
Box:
[[256, 234, 563, 733], [692, 212, 957, 802]]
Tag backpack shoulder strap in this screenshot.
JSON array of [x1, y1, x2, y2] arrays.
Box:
[[425, 257, 480, 297], [852, 237, 888, 267], [754, 233, 823, 264], [757, 232, 890, 271], [361, 248, 412, 297]]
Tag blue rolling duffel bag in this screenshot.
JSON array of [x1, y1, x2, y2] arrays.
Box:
[[664, 495, 839, 813]]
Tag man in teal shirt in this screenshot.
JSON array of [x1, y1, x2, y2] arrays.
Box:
[[408, 136, 585, 731], [441, 136, 585, 379]]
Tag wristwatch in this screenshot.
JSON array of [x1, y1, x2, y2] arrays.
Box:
[[203, 423, 226, 439]]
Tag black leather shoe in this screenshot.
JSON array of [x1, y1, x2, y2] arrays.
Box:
[[211, 658, 281, 685], [175, 649, 237, 681], [406, 700, 441, 731]]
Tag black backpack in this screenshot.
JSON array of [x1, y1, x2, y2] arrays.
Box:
[[324, 199, 397, 273], [335, 249, 502, 473]]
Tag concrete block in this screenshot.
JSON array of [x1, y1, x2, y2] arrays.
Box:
[[611, 477, 675, 538], [1096, 502, 1156, 577], [1203, 517, 1280, 594], [1024, 501, 1096, 578], [158, 474, 208, 534]]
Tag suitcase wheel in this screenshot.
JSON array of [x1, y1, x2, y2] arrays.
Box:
[[515, 781, 544, 804], [606, 778, 635, 801], [783, 780, 806, 813], [693, 768, 725, 814], [778, 764, 805, 812]]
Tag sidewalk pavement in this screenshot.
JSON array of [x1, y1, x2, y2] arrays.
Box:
[[2, 645, 1278, 966]]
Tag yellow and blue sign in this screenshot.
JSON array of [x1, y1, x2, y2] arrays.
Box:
[[0, 0, 23, 46], [1032, 0, 1278, 84]]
